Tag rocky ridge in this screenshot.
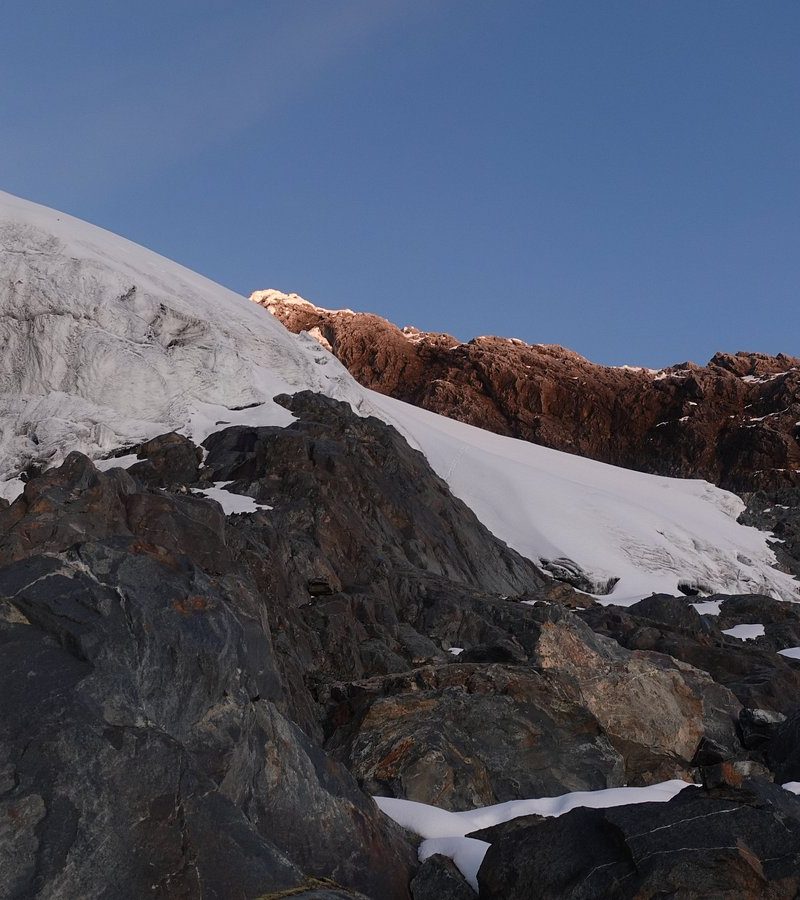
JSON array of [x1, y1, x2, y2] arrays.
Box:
[[255, 290, 800, 494], [4, 392, 800, 898]]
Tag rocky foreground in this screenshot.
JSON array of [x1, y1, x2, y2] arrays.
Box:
[[3, 391, 800, 898], [257, 291, 800, 494]]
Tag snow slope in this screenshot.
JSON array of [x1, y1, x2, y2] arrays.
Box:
[[367, 392, 799, 602], [1, 189, 797, 604]]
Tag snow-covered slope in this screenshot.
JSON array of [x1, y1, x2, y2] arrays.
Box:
[[1, 190, 797, 604], [367, 393, 799, 602]]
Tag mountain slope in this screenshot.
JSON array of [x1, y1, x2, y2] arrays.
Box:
[[0, 191, 797, 604], [4, 191, 800, 899], [256, 290, 800, 493]]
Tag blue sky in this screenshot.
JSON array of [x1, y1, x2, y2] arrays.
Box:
[[2, 1, 798, 367]]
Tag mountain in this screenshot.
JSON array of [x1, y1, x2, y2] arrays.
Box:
[[2, 192, 800, 898], [0, 200, 794, 603], [256, 290, 800, 494]]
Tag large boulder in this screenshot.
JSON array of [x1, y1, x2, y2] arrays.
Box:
[[533, 611, 742, 783], [580, 596, 800, 716], [477, 781, 800, 899], [326, 664, 624, 810]]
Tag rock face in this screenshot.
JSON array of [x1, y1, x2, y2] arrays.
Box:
[[580, 594, 800, 716], [3, 390, 800, 899], [477, 780, 800, 899], [257, 291, 800, 494], [0, 453, 416, 899]]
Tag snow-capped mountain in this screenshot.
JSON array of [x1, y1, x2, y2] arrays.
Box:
[[0, 190, 797, 604], [4, 189, 800, 899]]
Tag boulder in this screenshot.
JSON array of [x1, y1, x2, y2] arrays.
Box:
[[410, 854, 476, 900], [533, 612, 742, 783], [128, 431, 202, 487], [326, 664, 624, 810], [477, 781, 800, 899]]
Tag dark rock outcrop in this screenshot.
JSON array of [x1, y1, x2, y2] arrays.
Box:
[[411, 854, 476, 900], [477, 780, 800, 899], [324, 663, 625, 810], [127, 430, 203, 487], [0, 500, 415, 898], [4, 387, 800, 898], [579, 594, 800, 716]]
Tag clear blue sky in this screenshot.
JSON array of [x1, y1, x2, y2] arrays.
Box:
[[2, 1, 798, 367]]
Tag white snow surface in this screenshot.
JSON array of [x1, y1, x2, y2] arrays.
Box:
[[691, 600, 722, 616], [191, 482, 272, 516], [1, 190, 798, 604], [721, 623, 766, 641], [375, 781, 692, 889], [367, 391, 800, 603], [0, 190, 365, 483], [778, 647, 800, 660]]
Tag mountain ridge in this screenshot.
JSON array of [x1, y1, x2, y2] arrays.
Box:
[[256, 289, 800, 494]]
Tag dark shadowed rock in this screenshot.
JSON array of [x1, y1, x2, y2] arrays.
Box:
[[410, 854, 476, 900], [203, 391, 546, 599], [0, 442, 418, 898], [477, 781, 800, 899], [769, 708, 800, 784], [740, 486, 800, 581], [128, 430, 203, 487], [739, 707, 786, 751]]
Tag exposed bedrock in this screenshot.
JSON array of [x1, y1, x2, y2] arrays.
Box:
[[2, 390, 800, 898], [477, 778, 800, 899], [259, 292, 800, 495]]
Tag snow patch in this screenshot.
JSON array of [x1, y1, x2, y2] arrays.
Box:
[[375, 781, 692, 890], [691, 600, 722, 616], [721, 623, 765, 641], [0, 476, 25, 503], [95, 453, 139, 472], [191, 482, 272, 516]]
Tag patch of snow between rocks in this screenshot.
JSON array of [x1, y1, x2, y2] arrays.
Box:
[[191, 482, 272, 516], [722, 623, 765, 641], [375, 780, 693, 890]]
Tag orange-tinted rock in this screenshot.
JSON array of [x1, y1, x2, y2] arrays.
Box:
[[256, 292, 800, 492]]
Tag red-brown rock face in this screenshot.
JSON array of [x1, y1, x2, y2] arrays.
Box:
[[252, 290, 800, 493]]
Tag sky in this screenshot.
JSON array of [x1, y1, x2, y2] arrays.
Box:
[[1, 1, 798, 367]]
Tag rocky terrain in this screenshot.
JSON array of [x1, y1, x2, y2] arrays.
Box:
[[4, 393, 800, 898], [256, 291, 800, 494], [3, 193, 800, 899]]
